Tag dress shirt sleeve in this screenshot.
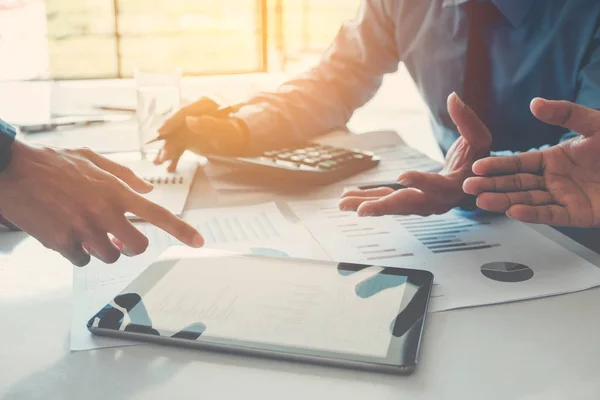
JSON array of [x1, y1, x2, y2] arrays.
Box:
[[234, 0, 402, 152], [0, 119, 17, 172]]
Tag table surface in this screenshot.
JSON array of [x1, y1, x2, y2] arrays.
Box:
[[1, 80, 600, 400]]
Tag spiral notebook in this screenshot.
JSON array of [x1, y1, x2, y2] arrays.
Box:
[[106, 154, 198, 219]]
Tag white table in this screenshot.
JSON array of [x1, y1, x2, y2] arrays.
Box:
[[1, 79, 600, 400]]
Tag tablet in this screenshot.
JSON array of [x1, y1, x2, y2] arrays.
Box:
[[87, 248, 433, 374]]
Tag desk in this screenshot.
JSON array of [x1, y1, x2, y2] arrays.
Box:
[[1, 81, 600, 400]]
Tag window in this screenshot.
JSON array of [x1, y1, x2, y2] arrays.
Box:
[[1, 0, 363, 80], [47, 0, 266, 79]]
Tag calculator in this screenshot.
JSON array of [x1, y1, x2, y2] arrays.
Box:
[[206, 143, 380, 185]]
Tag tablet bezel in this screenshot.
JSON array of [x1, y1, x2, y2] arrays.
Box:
[[87, 252, 433, 374]]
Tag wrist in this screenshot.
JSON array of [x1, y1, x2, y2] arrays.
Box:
[[0, 140, 28, 185], [228, 117, 251, 154], [230, 117, 250, 145]]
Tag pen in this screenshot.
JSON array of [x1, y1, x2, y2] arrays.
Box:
[[358, 182, 408, 191], [145, 105, 236, 145], [18, 115, 129, 134], [94, 105, 136, 113]]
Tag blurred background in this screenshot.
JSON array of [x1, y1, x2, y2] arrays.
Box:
[[0, 0, 364, 79], [0, 0, 437, 158]]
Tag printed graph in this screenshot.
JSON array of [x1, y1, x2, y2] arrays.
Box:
[[393, 215, 501, 254], [319, 206, 415, 261], [141, 212, 282, 248]]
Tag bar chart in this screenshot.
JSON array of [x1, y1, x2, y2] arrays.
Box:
[[142, 206, 284, 249], [317, 205, 415, 262], [393, 215, 501, 254]]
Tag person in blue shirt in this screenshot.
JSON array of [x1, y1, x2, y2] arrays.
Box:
[[154, 0, 600, 217], [0, 120, 205, 267]]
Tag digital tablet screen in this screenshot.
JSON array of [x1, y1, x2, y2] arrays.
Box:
[[88, 249, 432, 369]]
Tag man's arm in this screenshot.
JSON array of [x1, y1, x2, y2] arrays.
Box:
[[234, 0, 402, 151]]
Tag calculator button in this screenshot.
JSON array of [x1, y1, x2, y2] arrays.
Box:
[[289, 155, 304, 163], [277, 153, 293, 160], [319, 154, 334, 161], [307, 151, 320, 157], [330, 151, 348, 158], [318, 161, 337, 170], [263, 151, 278, 157], [274, 160, 297, 168], [301, 158, 319, 166], [293, 149, 307, 155]]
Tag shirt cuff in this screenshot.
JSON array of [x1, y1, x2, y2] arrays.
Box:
[[0, 119, 16, 172]]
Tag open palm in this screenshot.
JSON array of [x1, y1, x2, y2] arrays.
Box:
[[464, 98, 600, 227], [339, 92, 491, 216]]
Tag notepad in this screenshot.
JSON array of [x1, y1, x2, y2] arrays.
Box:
[[105, 154, 197, 218], [125, 160, 197, 218]]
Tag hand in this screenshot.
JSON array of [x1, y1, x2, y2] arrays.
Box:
[[154, 97, 247, 172], [339, 92, 492, 216], [464, 98, 600, 227], [0, 141, 205, 266]]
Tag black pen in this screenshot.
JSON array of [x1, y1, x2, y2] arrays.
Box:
[[145, 105, 236, 145], [18, 115, 130, 134], [358, 182, 408, 191]]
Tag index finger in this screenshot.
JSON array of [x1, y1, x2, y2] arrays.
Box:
[[127, 193, 204, 248], [87, 151, 153, 194], [159, 97, 220, 135], [472, 152, 544, 176]]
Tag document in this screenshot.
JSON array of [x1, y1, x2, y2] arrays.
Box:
[[338, 142, 441, 187], [70, 203, 329, 351], [106, 153, 198, 218], [289, 199, 600, 312]]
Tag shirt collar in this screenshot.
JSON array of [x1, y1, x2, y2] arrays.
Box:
[[442, 0, 535, 27]]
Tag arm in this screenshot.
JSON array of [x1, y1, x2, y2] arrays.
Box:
[[234, 0, 402, 151]]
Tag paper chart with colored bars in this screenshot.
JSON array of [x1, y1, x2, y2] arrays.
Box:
[[288, 199, 600, 312]]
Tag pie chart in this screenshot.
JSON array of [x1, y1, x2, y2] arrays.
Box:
[[481, 262, 534, 283]]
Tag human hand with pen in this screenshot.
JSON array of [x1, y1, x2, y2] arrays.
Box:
[[339, 92, 492, 216], [152, 97, 248, 172]]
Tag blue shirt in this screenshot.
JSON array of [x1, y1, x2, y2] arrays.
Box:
[[235, 0, 600, 154], [0, 119, 16, 171]]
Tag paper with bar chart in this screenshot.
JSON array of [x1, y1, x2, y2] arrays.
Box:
[[289, 199, 600, 312]]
